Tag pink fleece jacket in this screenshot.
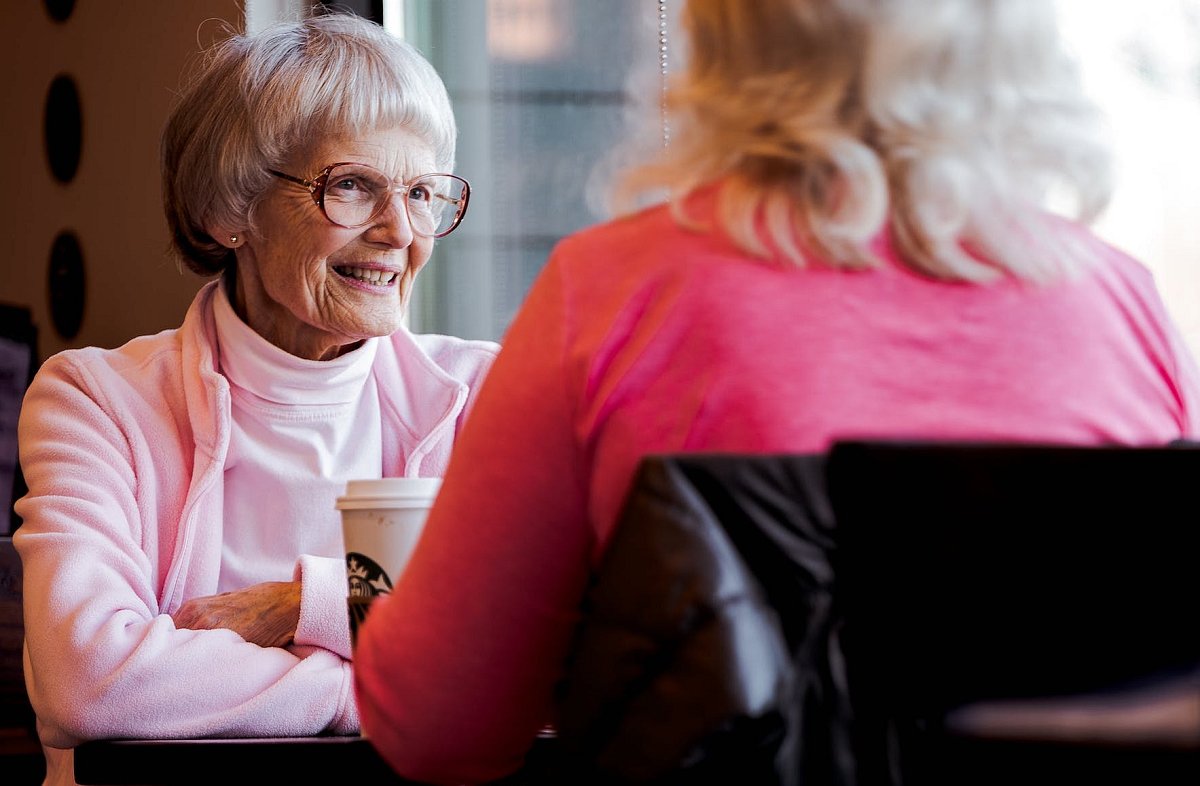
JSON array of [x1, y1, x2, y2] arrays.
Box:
[[354, 196, 1200, 785], [14, 281, 497, 785]]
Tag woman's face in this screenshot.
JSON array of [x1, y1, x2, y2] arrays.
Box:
[[233, 125, 439, 360]]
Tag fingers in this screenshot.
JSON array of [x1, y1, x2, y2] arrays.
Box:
[[170, 582, 301, 648]]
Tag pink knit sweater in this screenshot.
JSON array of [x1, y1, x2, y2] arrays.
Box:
[[15, 281, 497, 786]]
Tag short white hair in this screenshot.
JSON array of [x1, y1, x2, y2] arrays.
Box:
[[162, 10, 457, 275], [612, 0, 1113, 284]]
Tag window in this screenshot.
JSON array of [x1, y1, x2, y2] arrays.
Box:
[[390, 1, 1200, 359], [388, 0, 670, 341], [1056, 0, 1200, 357]]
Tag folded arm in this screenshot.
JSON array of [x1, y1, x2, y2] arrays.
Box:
[[15, 354, 357, 748], [174, 580, 301, 648]]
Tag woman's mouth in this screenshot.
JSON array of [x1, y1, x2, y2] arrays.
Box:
[[334, 265, 399, 286]]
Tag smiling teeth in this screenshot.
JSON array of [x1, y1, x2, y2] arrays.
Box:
[[337, 266, 397, 285]]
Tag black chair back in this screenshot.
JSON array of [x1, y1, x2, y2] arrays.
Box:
[[828, 440, 1200, 785], [0, 536, 45, 784], [555, 441, 1200, 786], [0, 303, 37, 534]]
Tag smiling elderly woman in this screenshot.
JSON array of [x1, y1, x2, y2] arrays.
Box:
[[14, 11, 496, 786]]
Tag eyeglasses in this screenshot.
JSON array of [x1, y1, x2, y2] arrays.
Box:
[[266, 162, 470, 238]]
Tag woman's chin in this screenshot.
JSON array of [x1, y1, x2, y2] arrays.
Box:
[[355, 313, 407, 340]]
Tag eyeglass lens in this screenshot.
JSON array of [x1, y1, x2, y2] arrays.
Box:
[[322, 164, 466, 237]]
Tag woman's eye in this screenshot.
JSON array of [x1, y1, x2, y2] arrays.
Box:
[[331, 177, 364, 193], [408, 184, 433, 203]]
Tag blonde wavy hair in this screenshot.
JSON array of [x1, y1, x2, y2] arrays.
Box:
[[613, 0, 1113, 283]]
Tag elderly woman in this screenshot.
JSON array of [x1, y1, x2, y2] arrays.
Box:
[[15, 12, 495, 786], [353, 0, 1200, 783]]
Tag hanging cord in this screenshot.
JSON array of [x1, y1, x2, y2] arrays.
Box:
[[659, 0, 670, 148]]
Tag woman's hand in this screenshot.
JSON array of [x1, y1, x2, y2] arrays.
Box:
[[173, 581, 302, 648]]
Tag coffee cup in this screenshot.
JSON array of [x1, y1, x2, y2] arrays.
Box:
[[337, 477, 441, 644]]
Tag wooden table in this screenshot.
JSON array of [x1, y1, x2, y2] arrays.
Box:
[[74, 734, 559, 785], [74, 735, 424, 785]]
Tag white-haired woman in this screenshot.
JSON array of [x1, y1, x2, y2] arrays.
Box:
[[15, 11, 496, 786], [353, 0, 1200, 783]]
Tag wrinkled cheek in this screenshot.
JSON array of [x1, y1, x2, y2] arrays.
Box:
[[399, 267, 420, 312], [410, 242, 434, 277], [400, 244, 434, 307]]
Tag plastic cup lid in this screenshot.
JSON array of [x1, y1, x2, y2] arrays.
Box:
[[336, 477, 442, 509]]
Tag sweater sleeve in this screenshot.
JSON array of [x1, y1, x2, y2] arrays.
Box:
[[15, 353, 357, 749], [354, 253, 595, 785], [293, 554, 353, 660]]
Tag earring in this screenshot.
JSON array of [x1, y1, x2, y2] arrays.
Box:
[[229, 234, 239, 245]]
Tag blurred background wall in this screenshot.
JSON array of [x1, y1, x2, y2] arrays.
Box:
[[0, 0, 276, 534], [0, 1, 253, 365]]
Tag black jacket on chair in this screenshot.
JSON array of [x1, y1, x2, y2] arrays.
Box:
[[554, 451, 856, 786]]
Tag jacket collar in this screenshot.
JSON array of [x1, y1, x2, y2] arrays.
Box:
[[178, 280, 468, 464]]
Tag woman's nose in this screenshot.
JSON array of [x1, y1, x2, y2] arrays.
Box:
[[369, 193, 415, 248]]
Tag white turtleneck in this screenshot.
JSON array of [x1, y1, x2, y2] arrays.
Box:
[[213, 283, 383, 592]]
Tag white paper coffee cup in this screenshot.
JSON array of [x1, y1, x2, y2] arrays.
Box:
[[337, 477, 441, 644]]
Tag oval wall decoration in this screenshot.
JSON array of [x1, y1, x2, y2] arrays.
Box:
[[43, 0, 76, 23], [48, 231, 86, 340], [44, 74, 83, 184]]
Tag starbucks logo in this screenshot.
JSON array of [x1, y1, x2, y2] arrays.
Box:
[[346, 552, 394, 598]]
